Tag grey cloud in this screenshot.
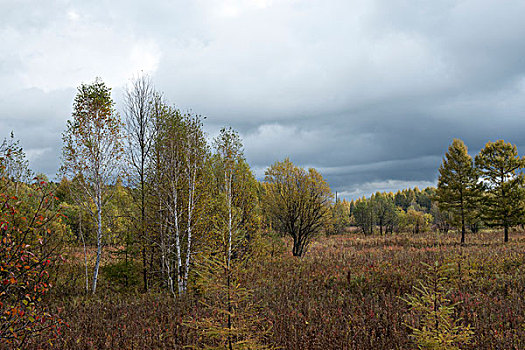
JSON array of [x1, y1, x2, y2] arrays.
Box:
[[0, 87, 74, 176], [1, 0, 525, 199]]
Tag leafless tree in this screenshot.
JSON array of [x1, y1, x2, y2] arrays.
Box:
[[124, 74, 156, 291]]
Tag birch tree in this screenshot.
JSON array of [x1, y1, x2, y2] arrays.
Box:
[[61, 78, 124, 294], [214, 128, 243, 269], [0, 132, 32, 194], [181, 114, 208, 292], [152, 108, 208, 296], [153, 106, 183, 295]]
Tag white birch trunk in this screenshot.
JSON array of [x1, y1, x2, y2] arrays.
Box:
[[166, 222, 176, 297], [92, 186, 103, 294], [173, 184, 184, 296], [183, 163, 197, 292], [79, 211, 89, 294], [227, 171, 233, 267]]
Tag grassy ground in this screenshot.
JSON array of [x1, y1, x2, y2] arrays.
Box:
[[35, 230, 525, 349]]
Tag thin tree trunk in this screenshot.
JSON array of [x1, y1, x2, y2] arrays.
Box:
[[293, 239, 299, 256], [141, 184, 147, 292], [227, 169, 233, 349], [227, 268, 233, 350], [92, 190, 102, 294], [142, 243, 147, 291], [160, 218, 166, 285], [502, 173, 509, 243], [183, 166, 196, 292], [461, 216, 465, 244], [167, 224, 176, 297], [227, 171, 233, 267], [460, 190, 465, 245], [79, 211, 89, 294], [173, 188, 183, 296]]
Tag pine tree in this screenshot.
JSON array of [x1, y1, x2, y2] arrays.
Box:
[[475, 140, 525, 242], [435, 139, 480, 244]]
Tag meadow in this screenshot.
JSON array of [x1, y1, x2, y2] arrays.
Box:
[[34, 229, 525, 349], [3, 78, 523, 349]]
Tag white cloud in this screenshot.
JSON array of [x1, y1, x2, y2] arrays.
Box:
[[67, 10, 80, 21], [1, 5, 162, 92]]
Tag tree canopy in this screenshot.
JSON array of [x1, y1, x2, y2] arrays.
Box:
[[435, 139, 480, 244], [475, 140, 525, 242], [262, 158, 332, 257]]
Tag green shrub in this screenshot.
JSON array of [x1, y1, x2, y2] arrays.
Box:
[[102, 260, 141, 289]]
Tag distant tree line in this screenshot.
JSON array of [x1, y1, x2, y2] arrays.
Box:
[[332, 138, 524, 244], [332, 187, 436, 236]]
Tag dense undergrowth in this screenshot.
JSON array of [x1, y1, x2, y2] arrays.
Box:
[[29, 230, 525, 349]]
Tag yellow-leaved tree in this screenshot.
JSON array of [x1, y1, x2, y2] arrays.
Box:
[[61, 78, 124, 294], [262, 158, 332, 257]]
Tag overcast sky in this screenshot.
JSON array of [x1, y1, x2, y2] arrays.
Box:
[[1, 0, 525, 199]]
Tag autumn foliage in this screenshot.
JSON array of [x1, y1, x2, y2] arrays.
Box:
[[0, 175, 64, 346], [2, 77, 525, 349]]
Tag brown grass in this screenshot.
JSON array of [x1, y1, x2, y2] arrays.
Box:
[[33, 230, 525, 349]]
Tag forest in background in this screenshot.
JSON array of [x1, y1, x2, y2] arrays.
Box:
[[1, 76, 524, 349]]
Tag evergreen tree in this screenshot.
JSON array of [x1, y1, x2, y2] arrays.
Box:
[[353, 198, 375, 235], [372, 192, 395, 235], [435, 139, 480, 244], [431, 203, 452, 234], [475, 140, 525, 242], [328, 199, 351, 235], [417, 187, 435, 212]]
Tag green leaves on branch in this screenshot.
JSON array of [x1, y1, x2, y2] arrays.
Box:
[[475, 140, 525, 242], [435, 139, 481, 244], [262, 158, 332, 257], [435, 138, 525, 243], [61, 77, 124, 294]]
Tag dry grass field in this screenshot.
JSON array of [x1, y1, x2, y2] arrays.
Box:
[[37, 230, 525, 349]]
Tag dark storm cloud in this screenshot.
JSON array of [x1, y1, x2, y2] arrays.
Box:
[[1, 0, 525, 198]]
